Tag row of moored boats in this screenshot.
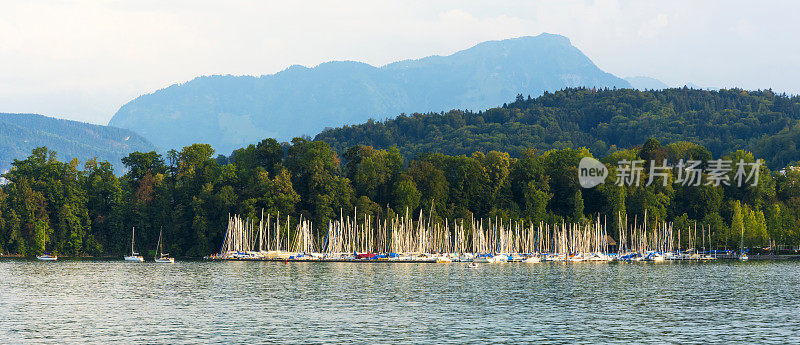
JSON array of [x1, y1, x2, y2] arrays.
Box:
[[38, 227, 174, 263], [205, 249, 748, 263]]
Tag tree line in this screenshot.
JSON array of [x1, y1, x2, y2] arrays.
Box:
[[1, 135, 798, 257], [316, 87, 800, 169]]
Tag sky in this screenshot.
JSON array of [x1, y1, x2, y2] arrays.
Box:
[[1, 0, 798, 124]]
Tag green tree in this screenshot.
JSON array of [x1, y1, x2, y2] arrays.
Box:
[[730, 201, 744, 248], [392, 175, 421, 215], [572, 189, 585, 223]]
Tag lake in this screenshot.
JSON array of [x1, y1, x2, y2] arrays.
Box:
[[1, 259, 798, 343]]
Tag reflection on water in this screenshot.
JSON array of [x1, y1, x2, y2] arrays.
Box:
[[1, 260, 799, 343]]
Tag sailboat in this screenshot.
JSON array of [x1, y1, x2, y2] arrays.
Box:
[[523, 255, 541, 263], [36, 240, 57, 261], [124, 227, 144, 262], [739, 224, 748, 261], [36, 252, 57, 261], [154, 227, 174, 263]]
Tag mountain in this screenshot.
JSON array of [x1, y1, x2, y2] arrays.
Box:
[[109, 33, 630, 154], [315, 87, 800, 169], [0, 113, 156, 174], [625, 76, 669, 90]]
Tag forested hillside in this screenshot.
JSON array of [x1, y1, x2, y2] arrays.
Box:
[[0, 113, 156, 173], [5, 88, 800, 258], [316, 88, 800, 169], [1, 136, 797, 258]]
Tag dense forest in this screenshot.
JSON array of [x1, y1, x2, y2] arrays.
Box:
[[316, 87, 800, 169], [1, 134, 798, 257]]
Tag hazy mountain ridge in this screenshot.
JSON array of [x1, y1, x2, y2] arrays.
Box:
[[0, 113, 156, 173], [109, 33, 630, 154], [625, 76, 669, 90]]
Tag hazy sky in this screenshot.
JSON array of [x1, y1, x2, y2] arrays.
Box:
[[1, 0, 798, 124]]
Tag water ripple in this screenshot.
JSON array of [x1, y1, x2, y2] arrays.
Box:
[[1, 260, 799, 344]]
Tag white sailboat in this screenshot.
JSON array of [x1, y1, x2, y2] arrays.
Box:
[[36, 252, 57, 261], [493, 254, 509, 263], [523, 256, 541, 263], [154, 227, 174, 263], [36, 241, 57, 261], [739, 224, 748, 261], [124, 227, 144, 262], [473, 256, 493, 263]]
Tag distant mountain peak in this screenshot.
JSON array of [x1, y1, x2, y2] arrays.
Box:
[[109, 35, 629, 154], [473, 33, 572, 47], [282, 64, 309, 72]]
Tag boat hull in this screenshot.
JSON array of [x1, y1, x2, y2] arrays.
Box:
[[36, 255, 57, 261], [154, 258, 175, 263], [124, 256, 144, 262]]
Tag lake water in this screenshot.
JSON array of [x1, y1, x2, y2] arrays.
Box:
[[1, 259, 799, 344]]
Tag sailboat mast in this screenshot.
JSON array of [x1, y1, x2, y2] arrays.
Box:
[[156, 226, 163, 259], [740, 224, 744, 253]]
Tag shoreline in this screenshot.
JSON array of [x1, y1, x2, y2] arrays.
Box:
[[3, 254, 799, 262]]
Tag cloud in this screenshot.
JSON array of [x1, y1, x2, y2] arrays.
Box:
[[638, 13, 669, 39]]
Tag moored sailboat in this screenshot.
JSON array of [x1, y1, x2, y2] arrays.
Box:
[[739, 225, 748, 261], [472, 255, 493, 263], [124, 227, 144, 262], [36, 252, 57, 261], [36, 240, 57, 261], [154, 227, 174, 263], [523, 256, 541, 263]]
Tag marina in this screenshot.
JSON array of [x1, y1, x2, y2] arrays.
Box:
[[204, 210, 785, 263]]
